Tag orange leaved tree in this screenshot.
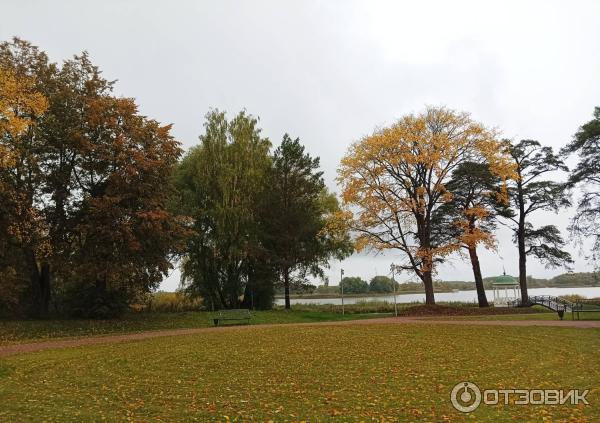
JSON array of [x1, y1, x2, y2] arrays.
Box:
[[337, 107, 513, 304]]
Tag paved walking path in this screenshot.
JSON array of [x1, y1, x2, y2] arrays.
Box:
[[1, 316, 598, 358]]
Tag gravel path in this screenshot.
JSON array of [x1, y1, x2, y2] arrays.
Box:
[[1, 316, 598, 358]]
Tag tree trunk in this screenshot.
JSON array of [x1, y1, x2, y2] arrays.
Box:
[[26, 250, 41, 316], [422, 270, 435, 305], [241, 282, 254, 310], [216, 284, 227, 310], [517, 227, 528, 303], [26, 249, 51, 317], [417, 212, 435, 305], [226, 266, 239, 309], [468, 245, 489, 307], [517, 185, 529, 304], [95, 274, 107, 292], [39, 262, 51, 316], [283, 268, 291, 310]]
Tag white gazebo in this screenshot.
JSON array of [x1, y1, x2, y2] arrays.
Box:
[[492, 274, 521, 307]]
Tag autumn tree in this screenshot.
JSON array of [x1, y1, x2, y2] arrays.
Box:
[[261, 135, 352, 309], [562, 107, 600, 267], [338, 107, 512, 304], [0, 67, 47, 136], [434, 162, 506, 307], [0, 64, 48, 314], [500, 140, 573, 303], [65, 95, 187, 317], [0, 38, 187, 317], [0, 40, 54, 315]]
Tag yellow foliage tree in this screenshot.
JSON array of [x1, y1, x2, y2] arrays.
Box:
[[0, 66, 48, 310], [337, 106, 513, 304], [0, 66, 47, 166]]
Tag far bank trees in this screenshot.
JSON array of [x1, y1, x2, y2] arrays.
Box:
[[340, 276, 369, 294], [369, 275, 397, 293]]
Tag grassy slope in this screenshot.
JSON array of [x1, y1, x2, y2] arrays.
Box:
[[0, 304, 558, 346], [0, 323, 598, 421], [0, 310, 389, 346], [0, 303, 549, 346]]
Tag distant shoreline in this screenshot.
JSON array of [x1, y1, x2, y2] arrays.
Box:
[[274, 284, 600, 300], [274, 291, 433, 300]]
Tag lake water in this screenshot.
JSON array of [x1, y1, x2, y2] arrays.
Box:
[[274, 287, 600, 306]]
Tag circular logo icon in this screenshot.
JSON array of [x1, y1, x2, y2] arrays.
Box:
[[451, 381, 481, 413]]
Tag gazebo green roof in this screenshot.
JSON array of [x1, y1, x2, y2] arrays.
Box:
[[492, 274, 518, 285]]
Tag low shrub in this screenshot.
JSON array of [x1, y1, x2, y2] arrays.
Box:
[[559, 294, 586, 303], [65, 286, 130, 319], [145, 291, 203, 312]]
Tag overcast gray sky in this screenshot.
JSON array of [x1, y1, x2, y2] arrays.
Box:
[[4, 0, 600, 289]]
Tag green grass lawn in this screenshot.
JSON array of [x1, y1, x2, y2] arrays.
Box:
[[0, 310, 389, 346], [2, 305, 595, 347], [0, 323, 598, 421]]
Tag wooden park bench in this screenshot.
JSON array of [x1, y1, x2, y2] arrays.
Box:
[[212, 309, 251, 326]]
